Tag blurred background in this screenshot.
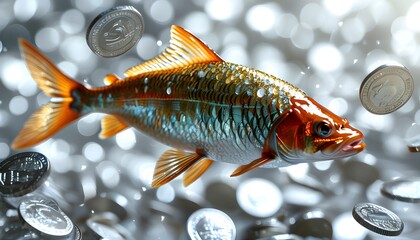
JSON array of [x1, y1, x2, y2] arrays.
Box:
[[1, 0, 420, 239]]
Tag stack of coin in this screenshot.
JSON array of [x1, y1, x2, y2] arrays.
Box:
[[0, 152, 81, 239]]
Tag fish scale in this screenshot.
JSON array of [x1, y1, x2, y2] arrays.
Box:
[[77, 62, 303, 164]]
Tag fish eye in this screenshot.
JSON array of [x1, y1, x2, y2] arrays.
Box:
[[314, 121, 333, 138]]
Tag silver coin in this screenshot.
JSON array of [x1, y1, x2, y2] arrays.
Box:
[[187, 208, 236, 240], [381, 177, 420, 203], [359, 64, 414, 114], [19, 198, 73, 237], [86, 5, 144, 57], [352, 202, 404, 236], [0, 152, 50, 197]]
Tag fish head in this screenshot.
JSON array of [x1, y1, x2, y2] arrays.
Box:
[[273, 96, 365, 163]]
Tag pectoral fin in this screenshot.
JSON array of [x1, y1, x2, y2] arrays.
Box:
[[99, 115, 129, 138], [230, 156, 274, 177], [152, 149, 203, 188], [183, 158, 213, 187]]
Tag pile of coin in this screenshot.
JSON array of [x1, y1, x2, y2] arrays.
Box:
[[1, 152, 419, 239], [0, 152, 81, 239]]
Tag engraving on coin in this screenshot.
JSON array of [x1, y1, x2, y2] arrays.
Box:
[[72, 224, 82, 240], [19, 198, 73, 237], [86, 5, 144, 57], [381, 178, 420, 203], [187, 208, 236, 240], [0, 152, 50, 197], [352, 203, 404, 236], [360, 64, 414, 114]]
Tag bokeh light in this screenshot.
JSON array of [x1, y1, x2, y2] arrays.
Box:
[[1, 1, 420, 239]]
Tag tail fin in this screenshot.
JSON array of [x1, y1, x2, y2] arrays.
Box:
[[12, 39, 85, 149]]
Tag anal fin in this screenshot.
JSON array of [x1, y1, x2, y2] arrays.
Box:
[[183, 158, 213, 187], [99, 115, 129, 139], [152, 149, 203, 188], [230, 156, 274, 177]]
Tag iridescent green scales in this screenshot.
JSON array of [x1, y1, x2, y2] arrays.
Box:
[[78, 62, 305, 164]]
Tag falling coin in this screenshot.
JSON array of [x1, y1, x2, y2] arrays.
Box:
[[86, 5, 144, 57], [381, 177, 420, 203], [19, 197, 74, 237], [359, 64, 414, 114], [187, 208, 236, 240], [352, 202, 404, 236], [0, 152, 50, 197]]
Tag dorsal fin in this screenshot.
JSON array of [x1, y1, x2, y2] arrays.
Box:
[[103, 74, 120, 85], [124, 25, 223, 77]]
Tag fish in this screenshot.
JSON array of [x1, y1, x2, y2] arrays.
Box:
[[12, 25, 365, 187]]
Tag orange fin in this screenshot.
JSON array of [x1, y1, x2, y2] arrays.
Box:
[[103, 74, 120, 85], [230, 156, 274, 177], [18, 39, 83, 98], [99, 115, 129, 139], [152, 149, 203, 188], [12, 39, 85, 149], [124, 25, 223, 77], [12, 101, 79, 149], [183, 158, 214, 187]]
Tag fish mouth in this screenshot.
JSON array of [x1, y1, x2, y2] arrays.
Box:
[[341, 139, 365, 153], [322, 137, 365, 158]]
